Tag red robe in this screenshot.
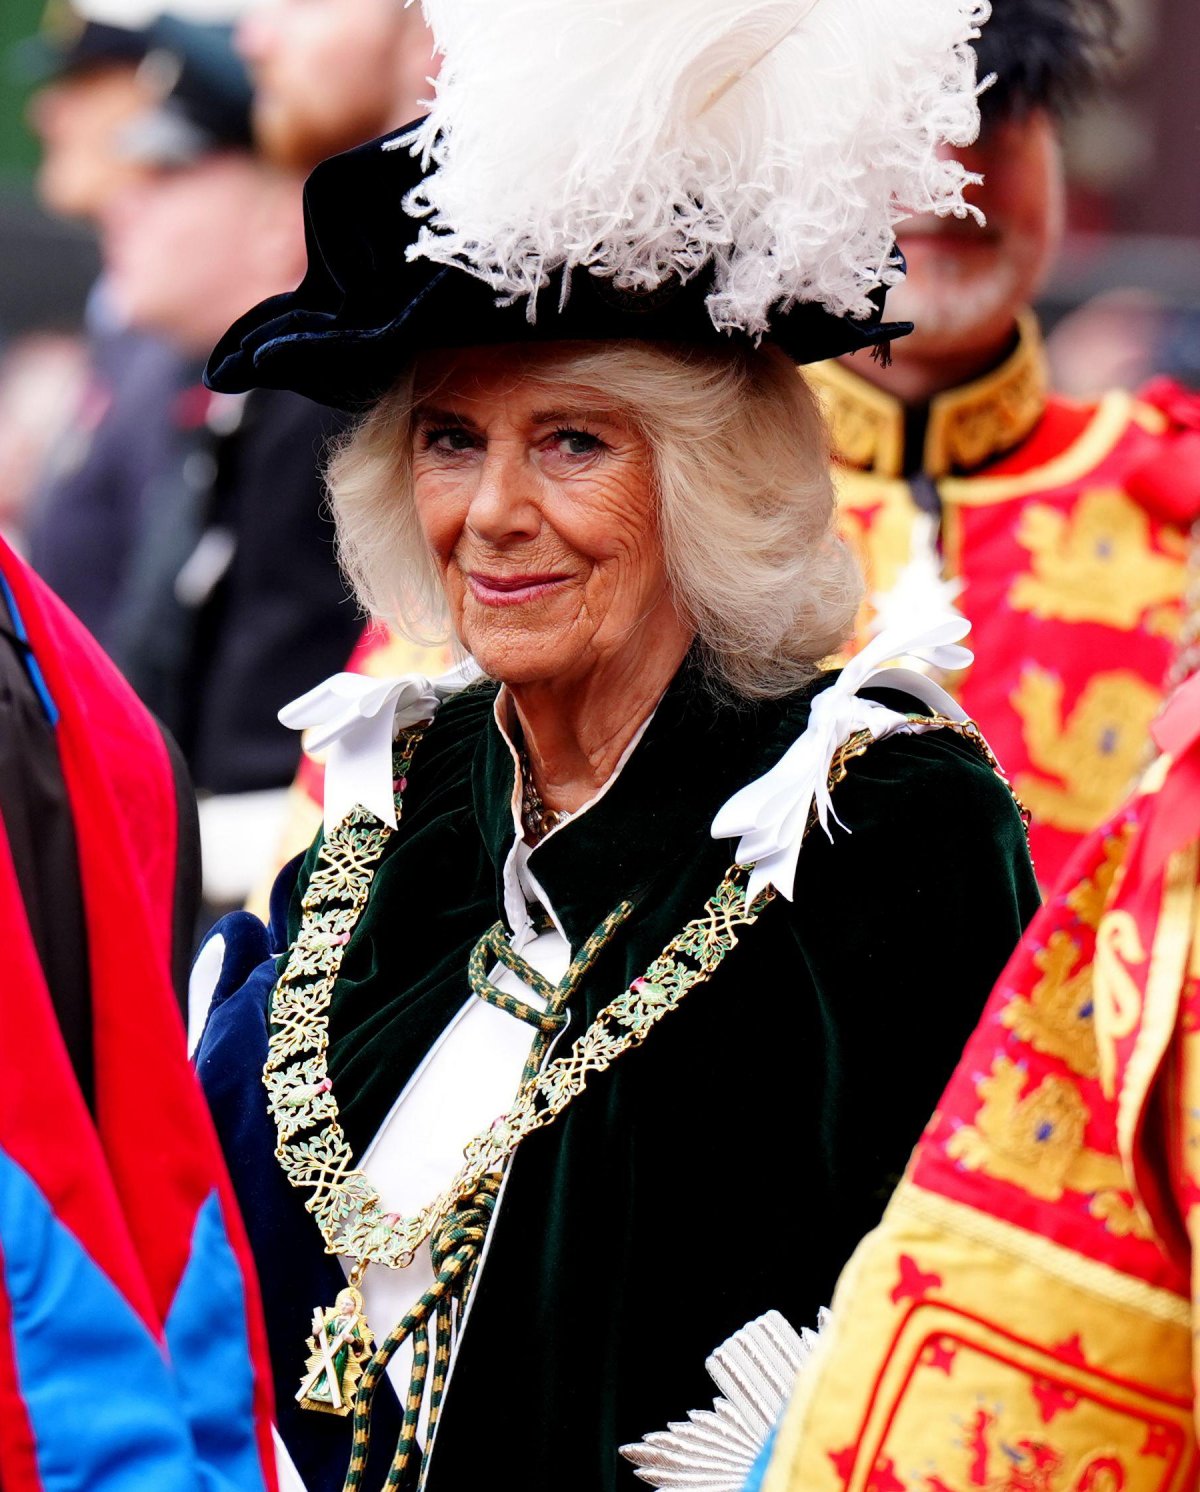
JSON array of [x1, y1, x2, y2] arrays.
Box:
[[761, 672, 1200, 1492], [810, 315, 1200, 888]]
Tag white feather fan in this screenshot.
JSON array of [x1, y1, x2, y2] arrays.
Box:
[[619, 1308, 828, 1490], [400, 0, 989, 336]]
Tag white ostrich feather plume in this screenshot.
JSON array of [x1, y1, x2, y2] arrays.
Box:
[[398, 0, 990, 336], [619, 1308, 828, 1489]]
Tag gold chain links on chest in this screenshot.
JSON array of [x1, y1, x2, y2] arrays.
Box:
[[264, 709, 1025, 1279], [263, 727, 773, 1270]]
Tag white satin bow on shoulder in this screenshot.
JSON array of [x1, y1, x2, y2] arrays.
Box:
[[711, 618, 973, 906], [282, 618, 970, 870], [279, 657, 483, 832]]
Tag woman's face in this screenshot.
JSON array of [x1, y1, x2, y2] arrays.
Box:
[[410, 345, 687, 688]]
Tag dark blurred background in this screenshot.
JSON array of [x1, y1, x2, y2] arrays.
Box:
[[1, 0, 100, 333], [1036, 0, 1200, 392]]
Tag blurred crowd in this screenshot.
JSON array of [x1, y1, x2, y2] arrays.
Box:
[[0, 0, 453, 924]]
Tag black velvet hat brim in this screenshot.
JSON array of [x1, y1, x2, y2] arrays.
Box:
[[206, 126, 911, 413]]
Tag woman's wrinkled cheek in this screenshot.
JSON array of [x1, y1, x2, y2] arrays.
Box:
[[414, 481, 469, 578]]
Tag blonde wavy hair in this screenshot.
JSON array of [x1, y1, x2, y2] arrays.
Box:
[[326, 340, 862, 699]]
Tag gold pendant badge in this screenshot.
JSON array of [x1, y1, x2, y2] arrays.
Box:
[[296, 1287, 374, 1416]]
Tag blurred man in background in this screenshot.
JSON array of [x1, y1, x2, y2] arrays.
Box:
[[0, 332, 88, 542], [15, 0, 190, 646], [237, 0, 434, 169], [236, 0, 452, 873], [20, 0, 151, 221], [811, 0, 1200, 890], [0, 18, 277, 1423], [93, 15, 361, 921]]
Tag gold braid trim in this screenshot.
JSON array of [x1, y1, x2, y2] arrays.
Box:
[[826, 714, 1031, 845], [918, 714, 1032, 843]]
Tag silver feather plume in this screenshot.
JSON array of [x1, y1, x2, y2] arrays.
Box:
[[619, 1308, 827, 1490]]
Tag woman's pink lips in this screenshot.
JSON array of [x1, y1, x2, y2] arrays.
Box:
[[466, 571, 572, 606]]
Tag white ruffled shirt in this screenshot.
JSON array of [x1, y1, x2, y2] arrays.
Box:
[[350, 691, 655, 1432]]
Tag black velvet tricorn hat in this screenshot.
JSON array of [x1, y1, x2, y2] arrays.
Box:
[[204, 126, 911, 414]]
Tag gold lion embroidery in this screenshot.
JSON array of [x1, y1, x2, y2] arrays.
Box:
[[1009, 489, 1185, 630], [1012, 669, 1162, 834], [1064, 824, 1136, 931], [1000, 833, 1140, 1079], [1001, 931, 1099, 1080], [837, 480, 925, 647], [1088, 1190, 1150, 1239], [946, 1057, 1128, 1203]]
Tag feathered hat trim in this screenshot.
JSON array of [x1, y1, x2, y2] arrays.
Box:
[[401, 0, 990, 342]]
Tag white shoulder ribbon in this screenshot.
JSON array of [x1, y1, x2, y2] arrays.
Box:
[[279, 657, 483, 832], [711, 618, 972, 905]]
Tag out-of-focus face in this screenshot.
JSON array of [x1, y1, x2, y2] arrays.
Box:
[[99, 153, 304, 353], [27, 62, 151, 222], [410, 345, 688, 690], [237, 0, 431, 170], [889, 108, 1065, 361]]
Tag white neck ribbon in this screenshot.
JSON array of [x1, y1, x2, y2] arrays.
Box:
[[282, 618, 972, 881]]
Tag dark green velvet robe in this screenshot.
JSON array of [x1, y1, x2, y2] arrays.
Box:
[[212, 656, 1038, 1490]]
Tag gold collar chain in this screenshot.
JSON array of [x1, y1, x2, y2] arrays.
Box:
[[263, 713, 1022, 1278], [263, 728, 774, 1273], [263, 713, 1020, 1449]]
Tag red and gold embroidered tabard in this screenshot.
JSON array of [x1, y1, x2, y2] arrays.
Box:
[[809, 315, 1200, 889], [762, 676, 1200, 1492]]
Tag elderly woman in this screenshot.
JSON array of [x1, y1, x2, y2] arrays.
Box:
[[193, 4, 1039, 1490]]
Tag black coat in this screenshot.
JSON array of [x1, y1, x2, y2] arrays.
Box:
[[114, 387, 361, 794]]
